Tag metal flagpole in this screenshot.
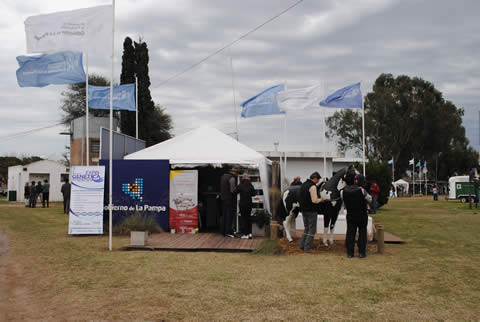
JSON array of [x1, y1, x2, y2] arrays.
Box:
[[392, 157, 395, 182], [323, 104, 327, 178], [362, 94, 366, 176], [229, 48, 239, 141], [413, 157, 415, 196], [135, 76, 138, 139], [86, 51, 89, 166], [283, 112, 287, 185], [108, 0, 115, 251]]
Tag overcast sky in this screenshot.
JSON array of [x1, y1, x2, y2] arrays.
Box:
[[1, 0, 479, 159]]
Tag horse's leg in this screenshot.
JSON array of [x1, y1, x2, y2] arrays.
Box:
[[283, 212, 295, 242], [323, 203, 331, 246], [328, 201, 342, 244]]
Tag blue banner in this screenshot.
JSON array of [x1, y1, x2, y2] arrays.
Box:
[[319, 82, 362, 108], [100, 160, 170, 231], [88, 84, 136, 111], [16, 51, 86, 87], [240, 84, 285, 118]]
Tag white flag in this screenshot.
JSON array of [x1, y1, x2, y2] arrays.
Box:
[[276, 84, 323, 111], [25, 5, 112, 54]]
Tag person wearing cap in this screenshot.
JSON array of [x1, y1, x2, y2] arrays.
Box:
[[220, 168, 238, 238], [341, 170, 372, 258], [237, 173, 255, 239], [298, 171, 326, 252]]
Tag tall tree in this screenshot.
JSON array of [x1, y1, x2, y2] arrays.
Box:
[[119, 37, 137, 137], [0, 156, 42, 185], [326, 73, 478, 180], [59, 74, 111, 125]]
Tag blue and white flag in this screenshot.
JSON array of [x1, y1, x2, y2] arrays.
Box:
[[240, 84, 285, 118], [388, 159, 393, 165], [88, 84, 136, 111], [319, 82, 362, 108], [16, 51, 85, 87]]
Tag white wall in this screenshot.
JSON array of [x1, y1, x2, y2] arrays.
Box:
[[285, 158, 333, 183], [8, 160, 69, 202]]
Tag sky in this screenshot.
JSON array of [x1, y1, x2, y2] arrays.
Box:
[[1, 0, 479, 160]]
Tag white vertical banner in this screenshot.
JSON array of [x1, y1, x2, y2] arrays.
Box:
[[68, 166, 105, 234], [169, 170, 198, 233]]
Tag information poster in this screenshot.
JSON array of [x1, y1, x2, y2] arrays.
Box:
[[169, 170, 198, 233], [68, 166, 105, 234]]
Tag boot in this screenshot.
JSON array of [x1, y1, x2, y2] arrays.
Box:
[[322, 228, 329, 246], [329, 225, 335, 245]]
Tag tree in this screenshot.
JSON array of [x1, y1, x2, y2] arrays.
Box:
[[0, 156, 42, 185], [118, 37, 172, 146], [60, 74, 112, 125], [120, 37, 137, 137], [355, 160, 392, 208], [327, 74, 478, 180]]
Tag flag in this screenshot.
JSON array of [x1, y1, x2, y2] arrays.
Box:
[[88, 84, 136, 111], [409, 159, 414, 165], [276, 84, 323, 111], [319, 82, 362, 108], [24, 5, 112, 54], [424, 161, 427, 167], [388, 159, 393, 165], [16, 51, 85, 87], [416, 161, 421, 167], [240, 84, 285, 118]]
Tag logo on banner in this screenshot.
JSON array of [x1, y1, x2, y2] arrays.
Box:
[[122, 178, 144, 201], [72, 170, 103, 183]]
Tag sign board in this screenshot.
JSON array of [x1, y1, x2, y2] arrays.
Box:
[[169, 170, 198, 233], [100, 160, 170, 231], [68, 166, 105, 234]]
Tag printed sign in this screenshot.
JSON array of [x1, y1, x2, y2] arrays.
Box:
[[100, 160, 170, 231], [68, 166, 105, 234], [169, 170, 198, 233]]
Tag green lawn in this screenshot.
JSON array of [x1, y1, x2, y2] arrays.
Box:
[[0, 197, 479, 320]]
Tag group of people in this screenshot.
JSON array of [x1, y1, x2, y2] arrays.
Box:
[[289, 169, 374, 258], [24, 180, 50, 208], [23, 178, 71, 214], [220, 168, 256, 239]]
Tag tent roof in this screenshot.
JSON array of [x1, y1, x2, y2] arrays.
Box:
[[125, 126, 272, 167], [394, 179, 409, 185]]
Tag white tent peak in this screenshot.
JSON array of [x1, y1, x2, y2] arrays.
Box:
[[125, 126, 271, 167]]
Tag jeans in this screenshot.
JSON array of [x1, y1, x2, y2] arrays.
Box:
[[433, 193, 438, 201], [42, 192, 49, 208], [63, 197, 70, 214], [346, 218, 367, 256], [300, 211, 317, 251], [239, 204, 252, 235], [222, 199, 235, 235]]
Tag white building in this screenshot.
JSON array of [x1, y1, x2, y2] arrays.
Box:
[[259, 151, 362, 183], [7, 160, 70, 202]]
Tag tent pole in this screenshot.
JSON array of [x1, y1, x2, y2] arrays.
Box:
[[108, 0, 115, 251]]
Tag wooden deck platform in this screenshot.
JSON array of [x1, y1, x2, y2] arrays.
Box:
[[124, 233, 263, 252]]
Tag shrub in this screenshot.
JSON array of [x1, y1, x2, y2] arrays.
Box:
[[112, 211, 163, 235], [251, 208, 270, 228]]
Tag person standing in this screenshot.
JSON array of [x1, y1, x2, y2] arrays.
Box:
[[369, 180, 380, 214], [36, 181, 43, 205], [24, 182, 30, 208], [29, 181, 37, 208], [290, 176, 302, 186], [237, 174, 255, 239], [220, 168, 238, 238], [42, 179, 50, 208], [61, 179, 71, 214], [298, 172, 326, 252], [341, 171, 372, 258], [433, 185, 439, 201]]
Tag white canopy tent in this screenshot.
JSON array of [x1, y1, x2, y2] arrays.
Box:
[[125, 126, 272, 212], [394, 179, 409, 195]]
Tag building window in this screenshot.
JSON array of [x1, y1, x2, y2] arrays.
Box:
[[91, 140, 100, 153]]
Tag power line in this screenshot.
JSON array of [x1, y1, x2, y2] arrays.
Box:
[[0, 122, 64, 143], [154, 0, 304, 88]]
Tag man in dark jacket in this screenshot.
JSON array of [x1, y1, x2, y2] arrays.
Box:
[[61, 179, 71, 214], [42, 179, 50, 208], [36, 181, 43, 204], [341, 171, 372, 258], [237, 174, 255, 239], [299, 172, 326, 252], [220, 168, 238, 237], [29, 181, 37, 208], [24, 182, 30, 207]]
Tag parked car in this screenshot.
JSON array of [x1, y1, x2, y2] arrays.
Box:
[[0, 187, 7, 197]]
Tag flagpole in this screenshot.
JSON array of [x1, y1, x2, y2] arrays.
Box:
[[86, 51, 89, 166], [362, 94, 366, 176], [283, 112, 288, 186], [413, 157, 415, 196], [108, 0, 115, 251], [322, 83, 327, 178], [392, 157, 395, 182], [229, 48, 239, 141], [135, 76, 138, 139]]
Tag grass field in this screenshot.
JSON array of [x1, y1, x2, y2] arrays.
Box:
[[0, 197, 479, 320]]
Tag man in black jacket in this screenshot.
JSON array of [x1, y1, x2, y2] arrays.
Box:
[[61, 179, 71, 214], [237, 174, 255, 239], [341, 171, 372, 258], [299, 172, 326, 252], [220, 168, 238, 237], [29, 181, 37, 208]]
